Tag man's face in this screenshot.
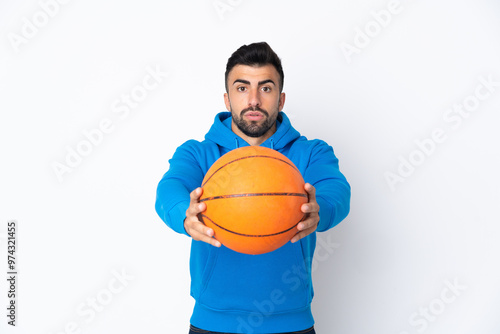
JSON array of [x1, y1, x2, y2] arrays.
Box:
[[224, 64, 285, 142]]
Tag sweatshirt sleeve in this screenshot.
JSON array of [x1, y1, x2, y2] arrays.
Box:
[[155, 141, 205, 236], [303, 140, 351, 232]]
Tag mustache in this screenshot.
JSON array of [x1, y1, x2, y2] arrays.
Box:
[[240, 106, 269, 117]]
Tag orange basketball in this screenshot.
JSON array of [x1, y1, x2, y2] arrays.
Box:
[[199, 146, 308, 255]]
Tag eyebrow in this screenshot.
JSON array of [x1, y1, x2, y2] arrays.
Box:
[[232, 79, 276, 86]]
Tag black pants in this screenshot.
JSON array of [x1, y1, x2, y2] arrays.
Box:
[[189, 324, 316, 334]]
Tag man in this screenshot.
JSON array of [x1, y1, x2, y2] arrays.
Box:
[[155, 42, 350, 334]]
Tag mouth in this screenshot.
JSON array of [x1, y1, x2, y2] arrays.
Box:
[[243, 111, 265, 121]]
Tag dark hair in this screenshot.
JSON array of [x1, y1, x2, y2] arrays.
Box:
[[225, 42, 284, 93]]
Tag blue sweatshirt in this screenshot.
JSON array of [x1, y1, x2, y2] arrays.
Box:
[[155, 111, 350, 333]]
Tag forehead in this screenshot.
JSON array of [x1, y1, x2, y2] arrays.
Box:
[[227, 64, 279, 83]]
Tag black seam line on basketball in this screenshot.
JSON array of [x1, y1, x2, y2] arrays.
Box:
[[200, 214, 303, 238], [201, 155, 300, 188], [199, 192, 308, 202]]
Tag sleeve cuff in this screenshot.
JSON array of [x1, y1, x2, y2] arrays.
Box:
[[316, 195, 334, 232], [167, 200, 191, 236]]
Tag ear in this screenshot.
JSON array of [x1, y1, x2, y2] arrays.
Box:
[[278, 92, 286, 111], [224, 92, 231, 111]]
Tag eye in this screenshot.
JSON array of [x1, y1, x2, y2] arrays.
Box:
[[237, 86, 247, 92], [262, 86, 271, 92]]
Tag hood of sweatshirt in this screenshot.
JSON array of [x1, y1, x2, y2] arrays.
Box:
[[204, 111, 301, 150]]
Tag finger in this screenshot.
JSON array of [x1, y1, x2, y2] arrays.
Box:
[[190, 187, 203, 203], [301, 196, 320, 214], [196, 202, 207, 214], [186, 202, 206, 217], [297, 215, 319, 231], [190, 228, 221, 247], [187, 190, 206, 216], [301, 202, 319, 214], [193, 231, 221, 247], [303, 184, 318, 211], [293, 214, 319, 242], [291, 225, 317, 243], [194, 226, 221, 247], [189, 217, 213, 235], [186, 219, 221, 247], [304, 183, 316, 197]]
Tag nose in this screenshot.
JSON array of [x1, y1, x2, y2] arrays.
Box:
[[248, 88, 261, 108]]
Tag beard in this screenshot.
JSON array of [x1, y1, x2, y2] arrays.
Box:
[[231, 105, 279, 138]]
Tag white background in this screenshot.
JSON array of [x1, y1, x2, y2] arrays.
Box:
[[1, 0, 500, 333]]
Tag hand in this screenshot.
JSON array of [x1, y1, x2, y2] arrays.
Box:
[[184, 187, 221, 247], [291, 183, 320, 243]]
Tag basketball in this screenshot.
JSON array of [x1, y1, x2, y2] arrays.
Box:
[[199, 146, 308, 255]]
